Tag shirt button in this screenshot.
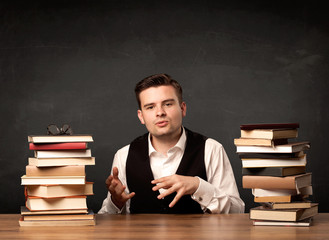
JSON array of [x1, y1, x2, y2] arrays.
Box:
[[198, 197, 203, 202]]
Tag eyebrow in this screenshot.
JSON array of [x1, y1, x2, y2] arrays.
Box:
[[142, 98, 176, 108]]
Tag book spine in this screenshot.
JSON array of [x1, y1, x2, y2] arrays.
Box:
[[242, 175, 296, 189], [26, 165, 85, 176], [29, 142, 87, 150]]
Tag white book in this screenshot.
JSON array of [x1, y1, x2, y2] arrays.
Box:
[[253, 218, 312, 226], [28, 135, 93, 143], [26, 196, 87, 211], [21, 175, 85, 185], [236, 142, 310, 153], [242, 155, 307, 168], [28, 157, 95, 167], [34, 149, 92, 158], [252, 186, 313, 197]]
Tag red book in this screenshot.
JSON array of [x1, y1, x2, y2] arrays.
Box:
[[240, 123, 299, 130], [29, 142, 88, 150]]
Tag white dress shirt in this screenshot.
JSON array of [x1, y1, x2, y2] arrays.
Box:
[[98, 128, 245, 214]]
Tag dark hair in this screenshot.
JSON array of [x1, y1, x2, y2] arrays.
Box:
[[135, 73, 183, 109]]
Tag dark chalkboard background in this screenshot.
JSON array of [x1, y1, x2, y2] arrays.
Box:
[[1, 0, 328, 213]]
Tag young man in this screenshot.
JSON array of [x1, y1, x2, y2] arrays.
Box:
[[98, 74, 244, 214]]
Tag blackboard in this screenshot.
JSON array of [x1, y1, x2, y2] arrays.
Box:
[[0, 0, 328, 213]]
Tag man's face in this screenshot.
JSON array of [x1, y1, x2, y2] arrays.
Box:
[[137, 85, 186, 140]]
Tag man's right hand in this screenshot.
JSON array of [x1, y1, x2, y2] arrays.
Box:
[[105, 167, 135, 210]]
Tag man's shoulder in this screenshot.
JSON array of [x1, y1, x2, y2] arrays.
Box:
[[205, 138, 224, 150], [115, 144, 131, 156]]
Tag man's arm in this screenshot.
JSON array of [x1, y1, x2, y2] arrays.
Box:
[[98, 145, 134, 214], [151, 139, 244, 213], [192, 138, 245, 213]]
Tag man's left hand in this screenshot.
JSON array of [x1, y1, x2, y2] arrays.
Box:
[[151, 174, 200, 208]]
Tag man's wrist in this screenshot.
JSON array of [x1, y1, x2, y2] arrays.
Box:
[[111, 195, 125, 210]]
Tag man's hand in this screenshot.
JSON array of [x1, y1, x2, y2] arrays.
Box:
[[106, 167, 135, 209], [151, 174, 200, 208]]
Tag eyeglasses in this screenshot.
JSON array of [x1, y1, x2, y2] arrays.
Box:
[[47, 124, 73, 136]]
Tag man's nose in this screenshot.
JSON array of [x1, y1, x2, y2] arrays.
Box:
[[156, 106, 166, 116]]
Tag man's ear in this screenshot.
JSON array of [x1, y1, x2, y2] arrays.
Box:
[[181, 102, 187, 117], [137, 110, 145, 124]]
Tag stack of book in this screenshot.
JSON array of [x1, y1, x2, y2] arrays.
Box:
[[19, 134, 96, 226], [234, 123, 318, 226]]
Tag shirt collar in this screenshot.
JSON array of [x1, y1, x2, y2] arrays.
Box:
[[148, 127, 187, 156]]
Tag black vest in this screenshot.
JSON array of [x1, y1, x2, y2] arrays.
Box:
[[126, 128, 208, 214]]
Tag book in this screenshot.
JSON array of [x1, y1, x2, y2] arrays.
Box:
[[234, 138, 288, 146], [26, 182, 94, 198], [236, 142, 310, 153], [28, 135, 93, 143], [21, 175, 85, 185], [241, 155, 307, 168], [252, 218, 312, 226], [34, 149, 92, 158], [23, 210, 94, 221], [242, 166, 306, 177], [28, 157, 95, 167], [29, 142, 88, 150], [249, 204, 318, 222], [26, 165, 85, 177], [238, 152, 303, 159], [242, 173, 312, 189], [240, 123, 300, 130], [252, 186, 313, 197], [240, 129, 298, 140], [19, 217, 96, 226], [254, 195, 305, 203], [263, 201, 313, 209], [21, 206, 88, 215], [26, 196, 87, 211]]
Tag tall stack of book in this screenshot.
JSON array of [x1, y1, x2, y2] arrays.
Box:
[[19, 134, 96, 226], [234, 123, 318, 227]]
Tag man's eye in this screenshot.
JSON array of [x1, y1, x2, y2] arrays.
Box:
[[146, 106, 154, 110], [165, 103, 172, 107]]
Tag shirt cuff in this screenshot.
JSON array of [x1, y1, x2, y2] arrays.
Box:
[[191, 177, 214, 208], [109, 196, 125, 214]]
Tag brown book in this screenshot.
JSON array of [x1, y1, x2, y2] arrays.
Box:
[[264, 201, 313, 209], [20, 206, 88, 215], [23, 210, 94, 221], [26, 182, 93, 198], [26, 165, 85, 177], [19, 217, 96, 226], [249, 204, 318, 222], [242, 173, 312, 189], [240, 123, 300, 130], [242, 166, 306, 177]]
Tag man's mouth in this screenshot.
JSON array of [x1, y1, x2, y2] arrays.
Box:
[[156, 121, 169, 127]]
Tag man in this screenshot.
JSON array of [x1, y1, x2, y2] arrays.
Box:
[[99, 74, 244, 214]]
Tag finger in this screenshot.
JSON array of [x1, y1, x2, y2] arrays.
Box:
[[151, 176, 169, 184], [152, 182, 170, 191], [169, 191, 184, 208], [105, 175, 113, 186], [108, 180, 118, 193], [112, 167, 119, 179], [157, 187, 177, 199], [126, 192, 136, 200]]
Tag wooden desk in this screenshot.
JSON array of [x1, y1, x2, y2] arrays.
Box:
[[1, 213, 329, 239]]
